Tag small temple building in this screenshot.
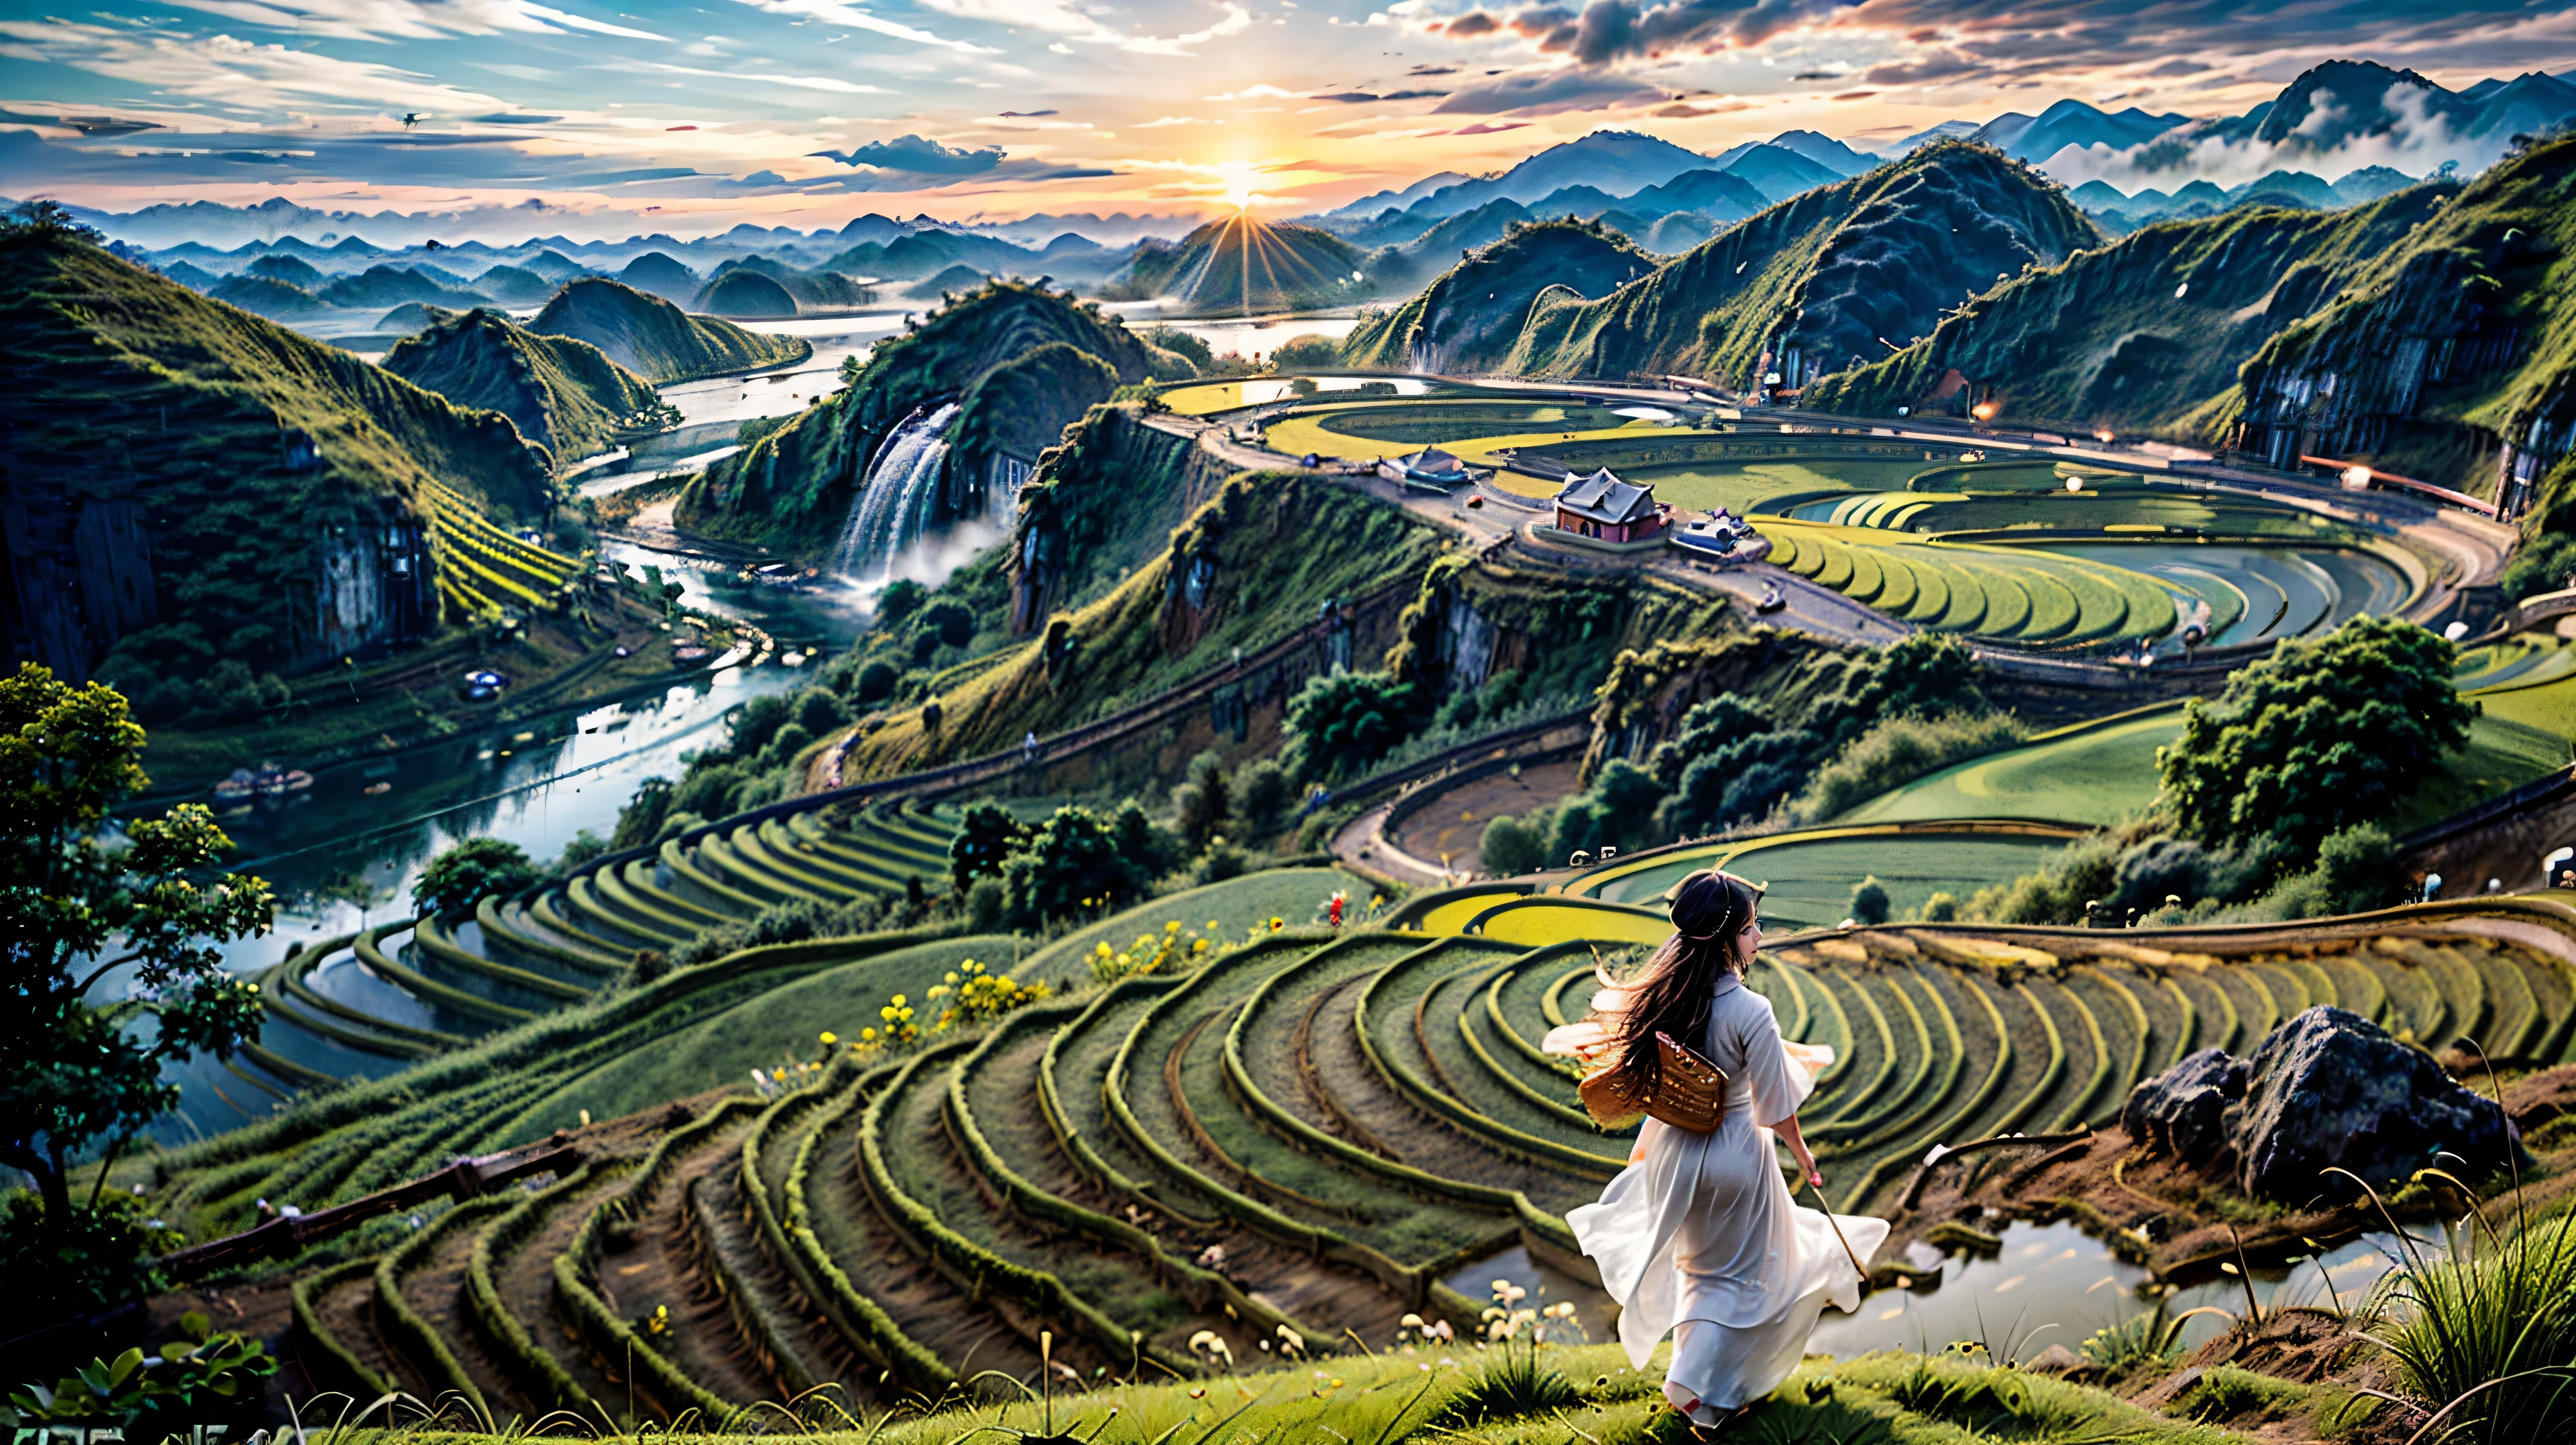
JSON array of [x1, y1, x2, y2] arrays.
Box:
[[1553, 466, 1669, 542], [1377, 446, 1473, 489]]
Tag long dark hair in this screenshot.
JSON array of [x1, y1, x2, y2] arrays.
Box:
[[1602, 870, 1762, 1100]]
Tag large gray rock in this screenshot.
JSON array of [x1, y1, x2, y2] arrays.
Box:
[[2120, 1006, 2516, 1203]]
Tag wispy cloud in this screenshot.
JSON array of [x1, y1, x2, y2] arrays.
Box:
[[727, 0, 994, 53], [636, 61, 891, 94], [161, 0, 667, 44], [0, 19, 507, 113]]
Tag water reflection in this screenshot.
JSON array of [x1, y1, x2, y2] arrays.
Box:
[[1456, 1216, 2404, 1364]]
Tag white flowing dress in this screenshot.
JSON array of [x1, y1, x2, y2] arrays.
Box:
[[1546, 971, 1891, 1421]]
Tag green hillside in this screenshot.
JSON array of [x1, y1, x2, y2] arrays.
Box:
[[1500, 142, 2100, 386], [381, 308, 666, 469], [0, 223, 550, 688], [2217, 135, 2576, 500], [1116, 215, 1371, 315], [527, 277, 807, 384], [1800, 183, 2455, 437], [1342, 218, 1656, 373], [694, 267, 798, 319], [682, 281, 1167, 553]]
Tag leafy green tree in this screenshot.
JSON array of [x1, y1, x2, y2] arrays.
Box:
[[412, 837, 540, 919], [1170, 750, 1231, 852], [1283, 670, 1422, 782], [1000, 805, 1141, 924], [949, 800, 1027, 893], [1480, 814, 1547, 877], [1, 665, 273, 1264], [2159, 615, 2472, 859]]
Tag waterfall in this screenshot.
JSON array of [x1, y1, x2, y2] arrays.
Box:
[[987, 453, 1035, 528], [833, 403, 958, 581]]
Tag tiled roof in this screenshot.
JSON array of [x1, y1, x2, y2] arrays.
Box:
[[1555, 466, 1657, 524]]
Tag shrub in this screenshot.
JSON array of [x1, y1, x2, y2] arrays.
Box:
[[552, 830, 607, 875], [851, 657, 901, 705], [1169, 750, 1231, 852], [1000, 804, 1156, 925], [1480, 813, 1547, 877], [1966, 830, 2124, 924], [1283, 670, 1423, 782], [729, 691, 794, 759], [1230, 758, 1290, 837], [876, 579, 927, 628], [1919, 891, 1959, 922], [964, 875, 1005, 932], [2160, 614, 2471, 863], [793, 686, 848, 735], [672, 761, 743, 818], [1785, 710, 2029, 825], [414, 838, 539, 917], [760, 721, 814, 770], [949, 800, 1028, 892], [0, 1190, 184, 1319], [1849, 875, 1890, 926], [1191, 841, 1253, 886], [918, 599, 976, 650], [1268, 334, 1344, 371], [612, 776, 674, 849]]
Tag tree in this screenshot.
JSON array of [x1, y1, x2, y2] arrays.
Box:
[[1, 665, 273, 1271], [876, 579, 927, 628], [1230, 758, 1291, 839], [1849, 875, 1890, 926], [1000, 805, 1140, 924], [413, 837, 540, 919], [1480, 814, 1546, 877], [1269, 334, 1345, 371], [1169, 750, 1231, 852], [949, 800, 1027, 893], [1283, 670, 1421, 782], [2158, 615, 2472, 860], [2, 199, 102, 244]]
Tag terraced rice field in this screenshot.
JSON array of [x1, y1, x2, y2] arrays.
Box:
[[237, 794, 1361, 1098], [1560, 823, 2084, 927], [420, 478, 589, 620], [179, 848, 2576, 1422], [1229, 388, 2433, 656]]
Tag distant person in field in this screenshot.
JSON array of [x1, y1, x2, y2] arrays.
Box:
[[1545, 870, 1889, 1427]]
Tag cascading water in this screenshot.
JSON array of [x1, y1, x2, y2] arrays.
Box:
[[833, 402, 958, 581]]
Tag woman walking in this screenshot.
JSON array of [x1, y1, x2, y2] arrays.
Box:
[[1545, 870, 1888, 1427]]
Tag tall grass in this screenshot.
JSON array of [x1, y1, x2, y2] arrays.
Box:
[[2346, 1164, 2576, 1443]]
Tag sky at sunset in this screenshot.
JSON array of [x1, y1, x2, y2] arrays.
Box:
[[5, 0, 2575, 234]]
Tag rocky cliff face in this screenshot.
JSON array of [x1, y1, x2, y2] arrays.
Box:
[[1803, 183, 2453, 436], [684, 281, 1158, 555], [1498, 143, 2098, 388], [0, 230, 538, 686], [2221, 135, 2576, 508]]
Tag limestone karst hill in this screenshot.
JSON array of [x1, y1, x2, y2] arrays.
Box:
[[1802, 183, 2457, 437], [381, 308, 666, 469], [0, 224, 551, 684], [681, 281, 1173, 553], [1498, 142, 2099, 388], [1118, 215, 1372, 316], [527, 278, 807, 385], [1343, 218, 1659, 374], [1810, 134, 2576, 509]]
